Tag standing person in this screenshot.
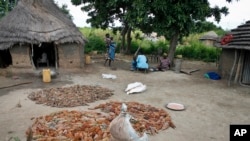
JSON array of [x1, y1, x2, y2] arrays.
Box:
[[104, 33, 111, 63], [157, 53, 171, 71], [105, 33, 111, 53], [104, 37, 116, 66]]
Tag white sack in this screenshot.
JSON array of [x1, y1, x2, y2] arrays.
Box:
[[109, 103, 149, 141], [102, 73, 117, 79], [125, 82, 143, 92], [126, 84, 147, 95]]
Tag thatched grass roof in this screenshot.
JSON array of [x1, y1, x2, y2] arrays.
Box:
[[199, 31, 218, 40], [215, 20, 250, 50], [0, 0, 86, 50]]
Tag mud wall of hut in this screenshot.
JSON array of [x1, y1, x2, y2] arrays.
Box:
[[58, 43, 84, 68], [218, 49, 235, 78], [201, 40, 215, 46], [10, 45, 32, 68]]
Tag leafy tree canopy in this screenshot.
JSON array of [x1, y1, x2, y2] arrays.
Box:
[[71, 0, 239, 60], [56, 3, 73, 20], [1, 0, 73, 20], [0, 0, 17, 19]]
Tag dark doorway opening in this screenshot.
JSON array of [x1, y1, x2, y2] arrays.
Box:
[[0, 49, 12, 68], [241, 50, 250, 85], [30, 43, 57, 68]]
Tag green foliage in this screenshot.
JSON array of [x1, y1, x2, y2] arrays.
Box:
[[128, 37, 169, 55], [176, 36, 221, 62], [0, 1, 73, 20], [0, 0, 17, 19], [80, 27, 221, 62], [192, 21, 224, 34], [71, 0, 233, 61], [130, 40, 140, 54], [80, 27, 120, 54], [84, 34, 105, 54], [80, 27, 111, 38], [58, 4, 73, 20], [154, 40, 169, 53]]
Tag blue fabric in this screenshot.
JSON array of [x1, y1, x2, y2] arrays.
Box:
[[136, 55, 149, 69], [204, 72, 221, 80], [131, 60, 137, 70], [108, 43, 116, 60]]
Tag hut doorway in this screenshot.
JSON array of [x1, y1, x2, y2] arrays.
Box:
[[241, 50, 250, 85], [30, 43, 58, 69], [0, 49, 12, 68]]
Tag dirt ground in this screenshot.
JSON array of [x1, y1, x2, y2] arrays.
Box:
[[0, 54, 250, 141]]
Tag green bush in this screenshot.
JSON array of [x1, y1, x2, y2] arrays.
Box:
[[130, 39, 155, 54], [130, 40, 140, 54], [80, 27, 120, 54], [176, 41, 221, 62], [84, 35, 105, 54], [142, 40, 155, 54], [154, 40, 169, 53], [80, 27, 221, 62], [133, 39, 169, 55]]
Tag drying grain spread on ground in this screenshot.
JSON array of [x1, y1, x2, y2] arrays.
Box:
[[27, 101, 175, 140]]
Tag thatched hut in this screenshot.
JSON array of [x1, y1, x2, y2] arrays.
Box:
[[214, 21, 250, 87], [199, 31, 218, 46], [0, 0, 86, 70]]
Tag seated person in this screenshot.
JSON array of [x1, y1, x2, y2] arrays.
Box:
[[131, 52, 149, 71], [157, 53, 170, 71], [37, 52, 48, 66], [40, 52, 47, 62]]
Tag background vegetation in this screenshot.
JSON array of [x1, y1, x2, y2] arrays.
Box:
[[72, 0, 234, 64], [80, 27, 224, 62]]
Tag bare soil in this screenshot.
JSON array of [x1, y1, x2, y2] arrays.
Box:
[[0, 54, 250, 141]]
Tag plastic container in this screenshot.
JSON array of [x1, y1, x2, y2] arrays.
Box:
[[42, 69, 51, 83], [175, 59, 182, 73], [85, 55, 91, 64]]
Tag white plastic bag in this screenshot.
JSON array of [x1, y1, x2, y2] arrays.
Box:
[[125, 82, 143, 92], [125, 82, 147, 95], [109, 103, 149, 141], [102, 73, 117, 79], [126, 84, 146, 95]]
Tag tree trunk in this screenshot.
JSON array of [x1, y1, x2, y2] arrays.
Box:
[[121, 24, 128, 54], [5, 0, 9, 13], [121, 33, 126, 54], [167, 32, 179, 67], [126, 27, 132, 54]]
